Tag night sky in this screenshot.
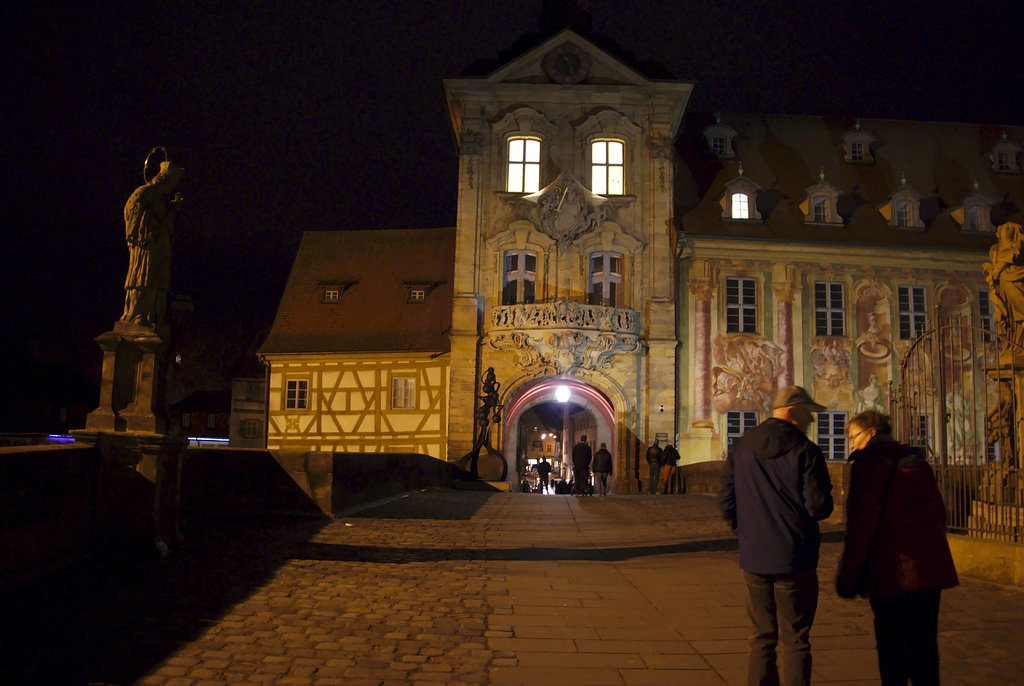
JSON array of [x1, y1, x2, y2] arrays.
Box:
[[3, 0, 1023, 396]]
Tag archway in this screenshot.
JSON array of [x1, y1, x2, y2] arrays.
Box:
[[503, 377, 616, 488]]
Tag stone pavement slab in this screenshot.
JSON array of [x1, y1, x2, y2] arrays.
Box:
[[2, 490, 1023, 685]]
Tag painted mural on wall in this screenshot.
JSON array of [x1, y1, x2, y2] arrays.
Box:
[[853, 278, 894, 408], [811, 337, 853, 408], [711, 335, 782, 413]]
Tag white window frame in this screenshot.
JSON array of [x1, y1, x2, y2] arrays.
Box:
[[591, 139, 624, 196], [285, 379, 309, 410], [814, 282, 845, 336], [322, 288, 340, 303], [812, 196, 829, 223], [849, 141, 865, 162], [817, 412, 847, 459], [507, 136, 541, 193], [242, 418, 261, 439], [409, 288, 426, 303], [911, 413, 932, 452], [711, 135, 727, 155], [502, 250, 537, 305], [588, 251, 623, 307], [391, 375, 417, 410], [726, 410, 758, 449], [731, 192, 750, 219], [898, 285, 927, 339], [725, 277, 758, 333]]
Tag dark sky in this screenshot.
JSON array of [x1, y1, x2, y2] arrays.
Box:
[[3, 0, 1023, 390]]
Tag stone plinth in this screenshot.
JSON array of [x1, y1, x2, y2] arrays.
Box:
[[86, 322, 170, 434], [69, 430, 186, 552]]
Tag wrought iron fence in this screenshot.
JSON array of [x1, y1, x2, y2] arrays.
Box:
[[892, 318, 1024, 541]]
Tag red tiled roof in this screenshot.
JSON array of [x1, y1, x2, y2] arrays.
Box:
[[678, 113, 1024, 251], [259, 228, 455, 355]]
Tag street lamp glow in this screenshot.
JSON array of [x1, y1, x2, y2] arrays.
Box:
[[555, 386, 570, 403]]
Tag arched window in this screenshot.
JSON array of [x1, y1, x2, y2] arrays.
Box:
[[588, 251, 623, 307], [502, 250, 537, 305], [731, 193, 750, 219], [591, 140, 624, 195], [507, 137, 541, 193]]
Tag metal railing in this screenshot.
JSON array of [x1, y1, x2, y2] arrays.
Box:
[[893, 318, 1024, 541]]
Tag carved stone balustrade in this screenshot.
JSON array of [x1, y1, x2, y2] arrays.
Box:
[[488, 300, 645, 375]]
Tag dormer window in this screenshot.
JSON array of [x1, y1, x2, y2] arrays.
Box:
[[320, 282, 355, 303], [842, 123, 876, 165], [989, 132, 1022, 174], [507, 136, 542, 192], [802, 171, 842, 225], [953, 183, 995, 233], [403, 281, 442, 303], [881, 176, 925, 230], [720, 167, 761, 221], [702, 118, 737, 159]]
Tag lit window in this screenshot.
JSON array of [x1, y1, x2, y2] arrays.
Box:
[[726, 277, 757, 333], [711, 136, 726, 155], [814, 282, 845, 336], [850, 141, 864, 162], [817, 412, 847, 459], [812, 196, 829, 223], [588, 251, 623, 307], [391, 376, 416, 410], [502, 250, 537, 305], [507, 137, 541, 193], [726, 410, 758, 448], [898, 285, 927, 339], [592, 140, 624, 195], [731, 193, 749, 219], [285, 379, 308, 410], [242, 419, 262, 439]]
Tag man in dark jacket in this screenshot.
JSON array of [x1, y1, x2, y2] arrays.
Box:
[[571, 435, 592, 496], [660, 442, 680, 494], [720, 386, 834, 686], [592, 442, 613, 496], [645, 439, 662, 494]]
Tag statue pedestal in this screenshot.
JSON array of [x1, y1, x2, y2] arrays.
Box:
[[69, 430, 187, 553], [85, 322, 170, 434]]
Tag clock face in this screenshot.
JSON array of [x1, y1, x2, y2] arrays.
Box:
[[544, 44, 590, 84]]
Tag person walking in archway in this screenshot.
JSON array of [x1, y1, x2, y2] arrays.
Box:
[[536, 457, 553, 493], [571, 435, 592, 496], [592, 442, 613, 496]]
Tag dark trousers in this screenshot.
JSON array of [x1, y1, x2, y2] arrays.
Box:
[[572, 467, 590, 495], [743, 569, 818, 686], [647, 460, 660, 494], [869, 589, 942, 686], [594, 471, 610, 495]]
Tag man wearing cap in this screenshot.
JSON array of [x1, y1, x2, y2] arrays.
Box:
[[720, 385, 834, 686]]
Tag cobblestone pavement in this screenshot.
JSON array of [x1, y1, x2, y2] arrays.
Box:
[[3, 490, 1024, 685]]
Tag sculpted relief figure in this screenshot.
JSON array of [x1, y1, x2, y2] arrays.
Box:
[[983, 222, 1024, 351], [854, 374, 888, 414], [120, 153, 184, 328]]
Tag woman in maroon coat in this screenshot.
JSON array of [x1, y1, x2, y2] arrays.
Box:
[[836, 410, 958, 686]]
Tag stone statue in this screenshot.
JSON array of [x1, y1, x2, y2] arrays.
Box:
[[120, 149, 184, 328], [983, 222, 1024, 353]]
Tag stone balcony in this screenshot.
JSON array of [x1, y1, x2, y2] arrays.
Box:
[[490, 300, 642, 336], [487, 300, 645, 375]]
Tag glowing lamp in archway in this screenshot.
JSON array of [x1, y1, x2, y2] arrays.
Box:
[[555, 386, 571, 403]]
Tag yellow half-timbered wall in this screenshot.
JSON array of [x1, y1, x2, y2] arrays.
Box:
[[263, 352, 450, 458]]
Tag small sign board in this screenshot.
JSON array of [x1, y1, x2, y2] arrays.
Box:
[[656, 432, 669, 442]]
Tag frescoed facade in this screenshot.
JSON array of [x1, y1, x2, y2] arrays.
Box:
[[260, 15, 1023, 488]]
